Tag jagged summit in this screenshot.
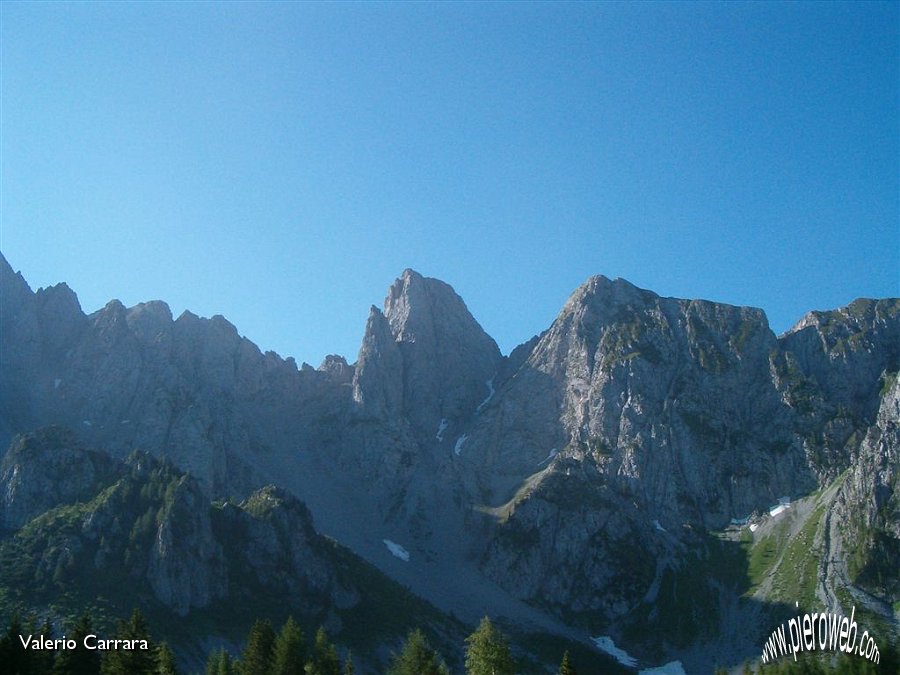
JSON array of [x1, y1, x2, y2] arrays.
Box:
[[2, 251, 899, 671], [558, 274, 657, 318], [354, 270, 502, 442], [383, 268, 491, 343]]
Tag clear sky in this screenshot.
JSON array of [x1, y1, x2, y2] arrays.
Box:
[[1, 2, 897, 365]]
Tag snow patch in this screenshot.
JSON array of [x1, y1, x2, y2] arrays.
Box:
[[749, 523, 759, 532], [639, 661, 687, 675], [453, 435, 468, 456], [476, 378, 495, 413], [383, 540, 410, 562], [591, 636, 638, 668], [537, 448, 558, 466], [653, 519, 666, 533], [436, 418, 448, 442], [82, 420, 92, 427], [767, 497, 791, 517], [54, 378, 62, 389]]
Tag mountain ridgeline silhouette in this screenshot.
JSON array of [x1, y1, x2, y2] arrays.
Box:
[[1, 251, 897, 672]]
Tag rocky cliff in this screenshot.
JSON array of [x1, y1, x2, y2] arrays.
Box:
[[0, 253, 355, 499], [0, 428, 341, 616], [1, 251, 897, 668]]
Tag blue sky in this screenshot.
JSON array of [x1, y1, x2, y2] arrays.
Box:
[[2, 2, 897, 364]]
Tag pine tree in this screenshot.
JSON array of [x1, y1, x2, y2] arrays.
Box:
[[272, 616, 305, 675], [0, 614, 30, 675], [100, 608, 156, 675], [304, 627, 341, 675], [559, 649, 577, 675], [204, 648, 235, 675], [53, 613, 102, 675], [31, 616, 58, 674], [464, 617, 515, 675], [241, 619, 276, 675], [155, 641, 179, 675], [387, 628, 450, 675]]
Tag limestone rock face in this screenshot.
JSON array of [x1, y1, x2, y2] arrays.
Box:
[[354, 269, 502, 444], [352, 307, 404, 419], [0, 253, 354, 498], [343, 269, 504, 536], [226, 486, 359, 609], [832, 375, 900, 601], [782, 299, 899, 419], [146, 471, 228, 616], [778, 299, 900, 479], [0, 427, 119, 531], [470, 276, 810, 516], [1, 251, 898, 647], [0, 429, 365, 618], [467, 277, 813, 616]]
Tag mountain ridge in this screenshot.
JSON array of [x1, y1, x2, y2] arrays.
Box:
[[1, 250, 897, 671]]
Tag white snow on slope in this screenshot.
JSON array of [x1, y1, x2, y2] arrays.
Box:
[[436, 418, 448, 442], [639, 661, 687, 675], [383, 540, 410, 562], [454, 435, 468, 456], [54, 378, 62, 389], [537, 448, 558, 466], [476, 378, 495, 413], [591, 636, 638, 668], [653, 519, 666, 533], [768, 496, 791, 517]]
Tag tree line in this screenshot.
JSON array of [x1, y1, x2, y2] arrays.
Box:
[[11, 608, 897, 674], [0, 611, 582, 675]]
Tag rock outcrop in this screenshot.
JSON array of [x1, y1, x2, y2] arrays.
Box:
[[0, 426, 119, 531], [832, 374, 900, 601], [0, 253, 354, 498], [353, 269, 502, 445], [0, 429, 368, 619], [1, 251, 897, 661]]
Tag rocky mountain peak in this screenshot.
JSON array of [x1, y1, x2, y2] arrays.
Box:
[[383, 268, 478, 342], [0, 251, 29, 298], [34, 282, 82, 316], [354, 270, 502, 445], [125, 301, 174, 342], [0, 426, 120, 531], [352, 307, 403, 416], [318, 354, 353, 385], [779, 297, 900, 424]]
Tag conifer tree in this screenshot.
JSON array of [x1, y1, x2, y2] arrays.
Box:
[[100, 608, 156, 675], [559, 649, 577, 675], [272, 616, 306, 675], [29, 616, 58, 674], [241, 619, 276, 675], [387, 628, 450, 675], [204, 648, 235, 675], [0, 614, 30, 675], [464, 617, 515, 675], [304, 627, 341, 675], [155, 641, 179, 675], [53, 613, 102, 675]]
